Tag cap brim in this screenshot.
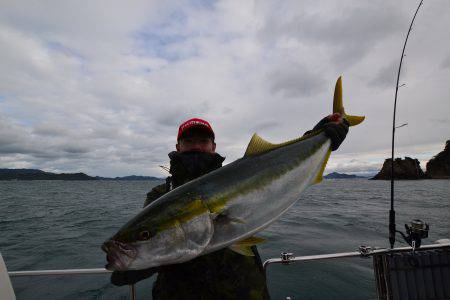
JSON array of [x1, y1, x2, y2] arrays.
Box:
[[178, 125, 215, 140]]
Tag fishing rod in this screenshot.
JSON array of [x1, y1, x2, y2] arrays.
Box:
[[389, 0, 424, 250]]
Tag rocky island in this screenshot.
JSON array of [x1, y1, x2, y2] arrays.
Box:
[[426, 140, 450, 179], [372, 140, 450, 180], [372, 157, 427, 180]]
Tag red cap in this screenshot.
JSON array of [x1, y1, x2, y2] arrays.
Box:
[[177, 118, 215, 141]]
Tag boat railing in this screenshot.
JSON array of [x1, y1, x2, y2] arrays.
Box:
[[262, 242, 450, 270], [8, 268, 111, 277], [5, 241, 450, 300]]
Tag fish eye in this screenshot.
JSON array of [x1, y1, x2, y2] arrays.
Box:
[[138, 230, 150, 240]]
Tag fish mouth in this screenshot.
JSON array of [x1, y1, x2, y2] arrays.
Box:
[[102, 240, 137, 270]]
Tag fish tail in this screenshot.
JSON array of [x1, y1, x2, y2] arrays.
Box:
[[333, 76, 365, 126], [313, 76, 365, 184]]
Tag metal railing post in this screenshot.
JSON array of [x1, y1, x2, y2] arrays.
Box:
[[130, 284, 136, 300]]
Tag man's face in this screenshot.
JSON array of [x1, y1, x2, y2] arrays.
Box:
[[176, 128, 216, 153]]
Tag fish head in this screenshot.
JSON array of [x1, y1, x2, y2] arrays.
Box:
[[101, 221, 158, 271], [102, 198, 214, 271]]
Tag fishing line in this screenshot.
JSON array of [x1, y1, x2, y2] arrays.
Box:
[[389, 0, 424, 249]]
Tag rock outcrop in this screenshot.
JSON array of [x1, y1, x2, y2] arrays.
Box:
[[426, 140, 450, 179], [372, 157, 427, 180]]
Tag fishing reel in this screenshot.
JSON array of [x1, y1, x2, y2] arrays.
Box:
[[398, 219, 429, 250]]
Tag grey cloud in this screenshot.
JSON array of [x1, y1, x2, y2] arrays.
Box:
[[0, 116, 91, 159], [156, 101, 211, 127], [369, 60, 399, 88], [59, 144, 90, 154], [0, 129, 22, 147], [251, 120, 280, 132], [0, 142, 57, 158], [156, 109, 186, 127], [0, 143, 30, 155], [428, 117, 449, 124], [30, 149, 67, 159], [118, 150, 162, 164], [260, 2, 406, 68], [441, 55, 450, 69], [32, 123, 68, 136], [268, 64, 324, 98], [222, 107, 233, 114], [1, 1, 449, 177], [88, 127, 120, 140], [0, 138, 43, 157], [0, 118, 32, 154]]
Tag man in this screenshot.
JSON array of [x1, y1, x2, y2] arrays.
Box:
[[112, 115, 349, 299]]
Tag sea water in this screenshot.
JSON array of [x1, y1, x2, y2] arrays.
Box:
[[1, 179, 449, 299]]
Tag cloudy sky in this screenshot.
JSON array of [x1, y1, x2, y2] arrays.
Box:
[[0, 0, 449, 177]]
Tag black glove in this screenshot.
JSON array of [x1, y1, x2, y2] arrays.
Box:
[[306, 115, 349, 151], [111, 268, 158, 286]]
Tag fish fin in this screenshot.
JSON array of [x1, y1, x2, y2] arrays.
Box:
[[345, 115, 365, 126], [244, 132, 326, 157], [229, 236, 266, 256], [244, 133, 278, 156], [229, 244, 255, 256], [313, 149, 331, 184], [333, 76, 344, 114], [215, 212, 246, 224], [333, 76, 365, 127], [238, 236, 266, 245]]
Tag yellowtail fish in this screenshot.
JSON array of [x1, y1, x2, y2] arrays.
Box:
[[102, 76, 364, 271]]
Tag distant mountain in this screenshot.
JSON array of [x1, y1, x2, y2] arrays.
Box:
[[96, 175, 163, 181], [0, 168, 44, 175], [0, 169, 163, 181], [0, 169, 94, 180], [324, 172, 365, 179]]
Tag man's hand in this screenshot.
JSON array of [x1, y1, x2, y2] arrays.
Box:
[[111, 268, 157, 286], [306, 113, 349, 151]]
